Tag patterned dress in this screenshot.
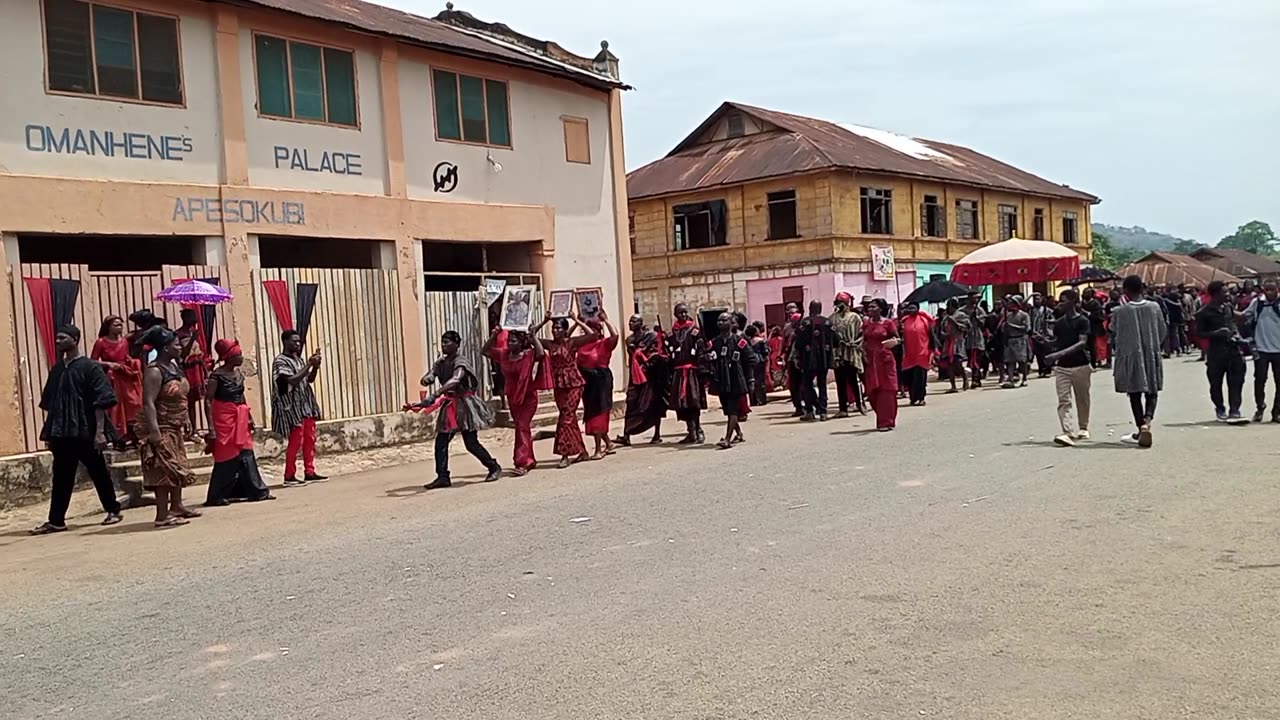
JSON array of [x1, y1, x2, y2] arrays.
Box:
[[139, 362, 196, 490], [546, 339, 587, 457]]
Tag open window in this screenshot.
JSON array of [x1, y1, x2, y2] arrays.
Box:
[[956, 199, 980, 240], [998, 204, 1018, 241], [1032, 208, 1046, 240], [673, 200, 728, 251], [1063, 211, 1079, 244], [921, 194, 946, 238], [860, 187, 893, 235], [766, 190, 798, 240]]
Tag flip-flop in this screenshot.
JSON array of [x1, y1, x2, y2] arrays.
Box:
[[29, 522, 68, 536], [154, 517, 189, 528], [101, 513, 123, 526], [173, 509, 203, 519], [716, 440, 733, 449]]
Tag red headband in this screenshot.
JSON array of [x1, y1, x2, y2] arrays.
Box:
[[214, 338, 242, 361]]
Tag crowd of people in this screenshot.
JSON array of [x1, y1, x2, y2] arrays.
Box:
[[30, 275, 1280, 531], [30, 312, 327, 534]]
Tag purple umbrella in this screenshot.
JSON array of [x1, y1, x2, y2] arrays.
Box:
[[155, 280, 234, 305]]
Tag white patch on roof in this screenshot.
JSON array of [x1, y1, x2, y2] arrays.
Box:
[[837, 123, 962, 165], [440, 24, 617, 85]]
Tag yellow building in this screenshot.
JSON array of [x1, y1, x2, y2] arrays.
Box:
[[627, 102, 1099, 326]]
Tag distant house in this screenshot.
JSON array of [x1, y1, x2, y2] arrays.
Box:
[[1118, 252, 1241, 288], [1189, 248, 1280, 282]]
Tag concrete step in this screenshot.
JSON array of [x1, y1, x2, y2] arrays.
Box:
[[108, 451, 215, 483]]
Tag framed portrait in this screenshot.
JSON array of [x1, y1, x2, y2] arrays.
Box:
[[548, 289, 575, 319], [500, 285, 536, 330], [575, 287, 604, 321]]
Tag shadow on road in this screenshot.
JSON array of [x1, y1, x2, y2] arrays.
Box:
[[1001, 440, 1135, 451]]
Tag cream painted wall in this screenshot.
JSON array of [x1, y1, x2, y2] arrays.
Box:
[[239, 29, 386, 195], [400, 60, 620, 311], [0, 0, 222, 184]]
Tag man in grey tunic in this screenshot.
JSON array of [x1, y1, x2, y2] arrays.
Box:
[[960, 293, 987, 387], [1110, 275, 1167, 448], [1001, 296, 1031, 388]]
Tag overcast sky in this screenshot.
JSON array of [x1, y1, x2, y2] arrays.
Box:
[[387, 0, 1277, 243]]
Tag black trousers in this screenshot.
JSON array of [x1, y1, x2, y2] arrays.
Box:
[[48, 438, 120, 526], [1033, 341, 1050, 375], [1255, 352, 1280, 413], [787, 366, 804, 412], [802, 368, 829, 416], [1207, 352, 1247, 414], [434, 430, 499, 481], [903, 367, 927, 404], [1127, 392, 1158, 429], [834, 364, 863, 412]]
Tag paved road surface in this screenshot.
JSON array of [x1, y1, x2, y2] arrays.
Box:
[[3, 357, 1279, 719]]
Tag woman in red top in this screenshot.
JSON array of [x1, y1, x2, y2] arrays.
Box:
[[862, 299, 901, 431], [766, 326, 784, 392], [484, 327, 547, 475], [576, 310, 620, 459], [532, 311, 598, 468], [898, 302, 935, 406], [91, 315, 143, 448]]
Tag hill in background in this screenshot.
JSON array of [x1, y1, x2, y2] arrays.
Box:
[[1092, 223, 1202, 253]]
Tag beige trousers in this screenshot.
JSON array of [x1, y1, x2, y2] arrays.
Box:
[[1054, 365, 1092, 435]]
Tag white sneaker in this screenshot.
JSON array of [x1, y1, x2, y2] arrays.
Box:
[[1076, 430, 1091, 441], [1120, 433, 1140, 445], [1054, 434, 1076, 447]]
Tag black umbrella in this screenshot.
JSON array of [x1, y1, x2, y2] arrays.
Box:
[[904, 279, 974, 305], [1061, 266, 1119, 286]]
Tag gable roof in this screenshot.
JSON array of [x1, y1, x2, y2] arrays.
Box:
[[1189, 247, 1280, 278], [236, 0, 627, 90], [1119, 251, 1241, 287], [628, 102, 1098, 202]]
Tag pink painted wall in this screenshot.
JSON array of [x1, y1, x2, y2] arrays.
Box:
[[745, 272, 836, 322], [834, 271, 918, 308]]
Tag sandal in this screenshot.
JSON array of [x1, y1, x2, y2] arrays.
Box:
[[30, 522, 68, 536], [101, 512, 124, 526], [716, 440, 733, 450], [557, 458, 571, 469], [513, 467, 530, 477], [154, 517, 190, 528], [649, 435, 663, 444], [173, 508, 203, 519]]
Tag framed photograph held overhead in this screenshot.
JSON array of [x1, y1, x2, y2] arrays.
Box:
[[500, 285, 536, 330], [575, 287, 604, 321], [549, 289, 575, 319]]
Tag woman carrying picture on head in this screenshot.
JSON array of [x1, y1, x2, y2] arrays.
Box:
[[531, 310, 599, 468], [577, 309, 620, 459], [484, 326, 547, 475]]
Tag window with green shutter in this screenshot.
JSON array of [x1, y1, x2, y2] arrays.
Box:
[[431, 69, 512, 147], [253, 33, 358, 127], [42, 0, 184, 105]]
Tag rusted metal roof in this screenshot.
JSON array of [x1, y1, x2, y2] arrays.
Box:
[[1190, 247, 1280, 279], [232, 0, 626, 90], [628, 102, 1098, 202], [1118, 252, 1241, 288]]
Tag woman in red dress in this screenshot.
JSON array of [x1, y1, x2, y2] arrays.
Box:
[[484, 327, 547, 475], [91, 315, 143, 448], [862, 299, 901, 431], [766, 326, 784, 392], [532, 311, 598, 468], [576, 310, 620, 459]]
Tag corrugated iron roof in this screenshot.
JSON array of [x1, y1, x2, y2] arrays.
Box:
[[234, 0, 626, 90], [628, 101, 1098, 202], [1190, 247, 1280, 278], [1118, 252, 1241, 287]]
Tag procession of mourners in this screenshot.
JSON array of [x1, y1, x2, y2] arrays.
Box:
[[28, 274, 1276, 534]]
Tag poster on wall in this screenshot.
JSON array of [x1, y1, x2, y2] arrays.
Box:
[[871, 245, 896, 281], [484, 278, 507, 306]]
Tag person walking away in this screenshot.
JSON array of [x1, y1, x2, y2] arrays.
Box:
[[484, 327, 546, 475], [1196, 280, 1249, 424], [1163, 288, 1186, 357], [533, 312, 598, 467], [1046, 290, 1093, 447], [961, 293, 987, 387], [1001, 297, 1032, 388], [766, 325, 785, 392], [745, 323, 770, 407], [418, 330, 502, 488], [1029, 294, 1053, 378], [939, 299, 969, 393], [793, 300, 834, 421], [30, 325, 124, 534], [138, 326, 200, 527], [862, 299, 901, 431], [271, 330, 326, 487], [1245, 280, 1280, 423], [91, 315, 143, 449], [708, 312, 758, 448], [203, 339, 273, 506], [176, 309, 208, 440], [577, 310, 620, 459], [616, 315, 668, 445], [1082, 289, 1109, 368], [1111, 276, 1167, 447], [665, 303, 708, 444], [899, 302, 934, 405], [781, 302, 804, 416], [830, 293, 866, 416]]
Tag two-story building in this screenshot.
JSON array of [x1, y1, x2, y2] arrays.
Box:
[[0, 0, 631, 455], [627, 102, 1099, 327]]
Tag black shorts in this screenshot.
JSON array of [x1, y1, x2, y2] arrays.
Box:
[[719, 392, 745, 417]]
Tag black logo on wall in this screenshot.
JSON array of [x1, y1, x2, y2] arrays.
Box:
[[433, 162, 459, 193]]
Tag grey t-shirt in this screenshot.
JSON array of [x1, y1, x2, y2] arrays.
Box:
[[1246, 297, 1280, 354]]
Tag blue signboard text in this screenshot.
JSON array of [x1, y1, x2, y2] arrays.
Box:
[[172, 198, 305, 226], [273, 146, 362, 175], [25, 124, 192, 161]]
